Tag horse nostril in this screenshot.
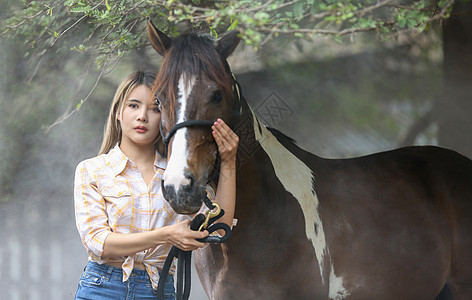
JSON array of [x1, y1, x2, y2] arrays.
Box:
[[162, 173, 196, 196], [182, 174, 195, 191]]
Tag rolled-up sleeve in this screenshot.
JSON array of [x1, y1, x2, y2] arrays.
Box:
[[203, 185, 237, 228], [74, 161, 111, 261]]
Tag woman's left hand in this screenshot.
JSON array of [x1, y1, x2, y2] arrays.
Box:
[[212, 119, 239, 164]]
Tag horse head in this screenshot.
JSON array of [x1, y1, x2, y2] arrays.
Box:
[[147, 20, 241, 214]]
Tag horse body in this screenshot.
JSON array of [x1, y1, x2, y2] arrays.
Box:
[[146, 21, 472, 299], [195, 126, 325, 299], [306, 147, 456, 299], [196, 108, 472, 299]]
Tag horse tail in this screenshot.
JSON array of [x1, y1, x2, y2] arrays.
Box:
[[434, 283, 453, 300]]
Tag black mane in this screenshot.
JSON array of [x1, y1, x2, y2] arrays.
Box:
[[154, 33, 233, 107], [267, 127, 297, 145]]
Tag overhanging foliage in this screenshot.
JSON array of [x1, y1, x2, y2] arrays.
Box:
[[1, 0, 462, 68]]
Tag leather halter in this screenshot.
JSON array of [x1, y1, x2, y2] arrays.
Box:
[[160, 120, 214, 147], [158, 77, 241, 202], [159, 76, 242, 148], [155, 77, 241, 300]]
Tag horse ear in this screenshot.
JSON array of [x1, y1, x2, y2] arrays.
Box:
[[216, 31, 241, 59], [147, 19, 172, 56]]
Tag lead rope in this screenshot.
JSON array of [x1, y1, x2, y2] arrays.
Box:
[[155, 198, 231, 300], [156, 76, 240, 299]]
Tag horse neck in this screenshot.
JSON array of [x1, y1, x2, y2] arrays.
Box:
[[236, 98, 319, 197], [231, 98, 330, 284]]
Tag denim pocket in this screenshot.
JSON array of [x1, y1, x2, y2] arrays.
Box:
[[152, 275, 175, 299], [152, 289, 175, 299], [79, 271, 103, 288]]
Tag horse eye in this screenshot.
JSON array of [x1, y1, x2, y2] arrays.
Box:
[[154, 95, 163, 109], [212, 90, 223, 103]]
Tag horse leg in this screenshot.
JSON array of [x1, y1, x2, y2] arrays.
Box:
[[434, 284, 453, 300], [449, 244, 472, 298], [449, 192, 472, 300], [449, 242, 472, 300], [450, 283, 472, 300]]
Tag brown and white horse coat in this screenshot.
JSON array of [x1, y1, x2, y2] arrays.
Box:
[[147, 21, 472, 300]]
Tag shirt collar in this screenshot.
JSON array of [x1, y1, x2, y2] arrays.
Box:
[[108, 144, 129, 177], [154, 150, 167, 170], [108, 144, 167, 176]]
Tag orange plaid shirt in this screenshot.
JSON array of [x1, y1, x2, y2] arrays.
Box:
[[74, 145, 214, 289]]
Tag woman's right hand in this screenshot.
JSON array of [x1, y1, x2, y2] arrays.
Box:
[[165, 219, 209, 251]]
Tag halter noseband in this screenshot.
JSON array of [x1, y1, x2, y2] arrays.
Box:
[[159, 75, 242, 148], [159, 76, 242, 209], [160, 120, 214, 146]]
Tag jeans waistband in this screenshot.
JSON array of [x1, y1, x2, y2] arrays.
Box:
[[86, 261, 149, 279]]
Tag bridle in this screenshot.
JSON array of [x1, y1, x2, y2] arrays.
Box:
[[155, 76, 242, 300], [160, 119, 214, 146], [159, 75, 242, 148], [158, 76, 242, 199]]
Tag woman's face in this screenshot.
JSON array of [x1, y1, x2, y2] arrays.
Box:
[[118, 84, 161, 148]]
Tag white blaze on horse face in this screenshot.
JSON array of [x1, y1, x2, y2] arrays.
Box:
[[250, 108, 349, 298], [163, 74, 196, 190]]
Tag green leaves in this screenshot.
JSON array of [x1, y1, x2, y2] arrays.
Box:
[[76, 99, 85, 110], [0, 0, 462, 67], [357, 18, 378, 29]]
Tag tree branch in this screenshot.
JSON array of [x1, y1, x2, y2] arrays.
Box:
[[44, 55, 109, 133]]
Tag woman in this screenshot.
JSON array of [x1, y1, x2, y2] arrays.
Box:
[[74, 71, 238, 299]]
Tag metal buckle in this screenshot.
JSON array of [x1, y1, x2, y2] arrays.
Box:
[[198, 203, 221, 231]]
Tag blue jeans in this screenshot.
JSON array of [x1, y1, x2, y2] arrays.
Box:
[[75, 261, 175, 300]]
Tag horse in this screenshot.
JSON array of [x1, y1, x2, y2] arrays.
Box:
[[146, 20, 472, 300]]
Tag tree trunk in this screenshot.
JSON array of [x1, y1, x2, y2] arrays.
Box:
[[437, 1, 472, 158]]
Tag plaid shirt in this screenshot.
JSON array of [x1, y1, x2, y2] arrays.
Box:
[[74, 144, 214, 289]]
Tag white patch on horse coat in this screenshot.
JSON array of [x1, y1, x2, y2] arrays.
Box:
[[163, 74, 195, 190], [328, 264, 350, 299], [250, 108, 329, 282]]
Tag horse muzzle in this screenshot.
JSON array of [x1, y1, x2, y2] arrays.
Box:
[[161, 173, 205, 214], [159, 119, 218, 214]]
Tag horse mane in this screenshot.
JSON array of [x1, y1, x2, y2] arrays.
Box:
[[267, 127, 297, 145], [153, 33, 234, 120]]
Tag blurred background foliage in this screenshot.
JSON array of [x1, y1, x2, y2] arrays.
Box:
[[0, 1, 471, 297], [1, 0, 470, 203]]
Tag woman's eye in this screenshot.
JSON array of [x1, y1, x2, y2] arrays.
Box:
[[129, 103, 138, 108]]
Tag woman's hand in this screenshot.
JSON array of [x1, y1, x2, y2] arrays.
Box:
[[211, 118, 238, 231], [165, 219, 209, 251], [212, 118, 239, 165]]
